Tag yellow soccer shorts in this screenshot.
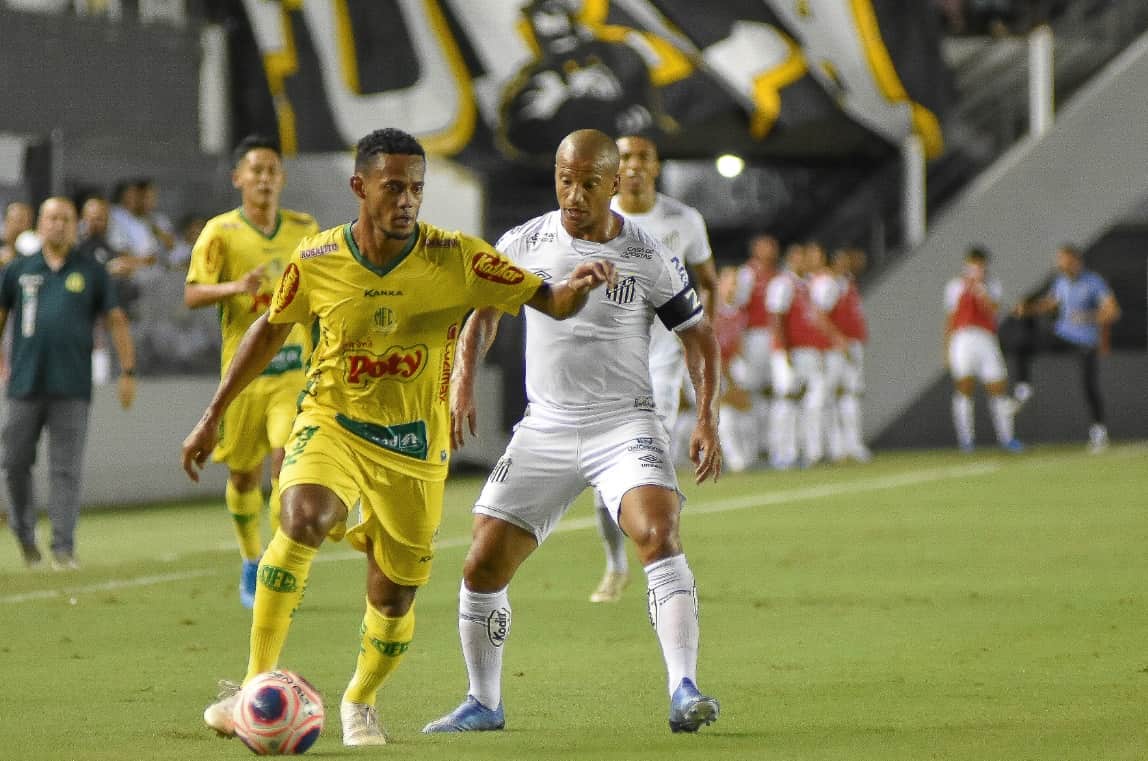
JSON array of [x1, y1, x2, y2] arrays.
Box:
[[277, 413, 444, 587], [214, 372, 303, 473]]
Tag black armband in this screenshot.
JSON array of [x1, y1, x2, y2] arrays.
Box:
[[656, 286, 703, 331]]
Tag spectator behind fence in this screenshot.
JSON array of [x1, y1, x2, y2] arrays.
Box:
[[1, 201, 35, 266], [107, 178, 161, 305], [167, 213, 207, 269], [0, 197, 136, 571]]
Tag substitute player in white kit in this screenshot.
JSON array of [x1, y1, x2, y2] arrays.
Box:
[[944, 246, 1022, 452], [424, 129, 722, 735], [582, 133, 718, 604]]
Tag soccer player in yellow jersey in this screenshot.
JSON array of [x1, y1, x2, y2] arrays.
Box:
[[185, 135, 320, 609], [181, 128, 614, 746]]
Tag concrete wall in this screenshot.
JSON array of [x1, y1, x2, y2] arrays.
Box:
[[864, 32, 1148, 442], [9, 365, 509, 511], [873, 352, 1148, 449]]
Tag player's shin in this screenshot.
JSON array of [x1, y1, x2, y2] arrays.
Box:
[[343, 602, 415, 706], [458, 582, 511, 709], [246, 530, 316, 681], [644, 554, 699, 694], [226, 481, 264, 561]]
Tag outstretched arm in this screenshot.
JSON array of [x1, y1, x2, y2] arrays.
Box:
[[678, 317, 723, 484], [181, 313, 293, 480], [450, 307, 503, 450], [526, 260, 615, 319]]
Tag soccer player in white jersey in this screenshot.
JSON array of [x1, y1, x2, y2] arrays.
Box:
[[827, 248, 871, 462], [579, 134, 718, 604], [423, 129, 722, 735], [767, 243, 842, 469], [806, 243, 849, 462], [944, 246, 1022, 452]]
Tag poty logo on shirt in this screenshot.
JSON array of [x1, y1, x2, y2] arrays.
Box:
[[345, 345, 427, 385], [471, 252, 526, 285]]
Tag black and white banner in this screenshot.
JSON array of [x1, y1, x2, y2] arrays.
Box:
[[233, 0, 950, 165]]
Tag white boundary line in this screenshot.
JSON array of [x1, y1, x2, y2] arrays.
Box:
[[0, 461, 1005, 606]]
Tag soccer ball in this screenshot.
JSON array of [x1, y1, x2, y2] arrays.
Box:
[[232, 670, 324, 755]]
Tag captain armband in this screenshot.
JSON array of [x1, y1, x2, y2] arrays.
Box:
[[656, 286, 704, 332]]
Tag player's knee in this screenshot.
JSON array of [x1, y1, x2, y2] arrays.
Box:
[[627, 521, 682, 564], [365, 582, 415, 617], [228, 469, 259, 492], [278, 495, 340, 547], [462, 551, 512, 593]]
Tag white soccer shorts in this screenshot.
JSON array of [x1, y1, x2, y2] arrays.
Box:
[[474, 410, 681, 543], [770, 348, 824, 397], [948, 328, 1007, 384]]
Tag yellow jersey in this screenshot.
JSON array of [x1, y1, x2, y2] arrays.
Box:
[[187, 208, 320, 377], [268, 221, 543, 480]]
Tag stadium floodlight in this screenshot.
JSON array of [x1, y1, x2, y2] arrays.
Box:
[[715, 154, 744, 178]]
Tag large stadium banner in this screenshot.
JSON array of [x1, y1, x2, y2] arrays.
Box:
[[234, 0, 949, 165]]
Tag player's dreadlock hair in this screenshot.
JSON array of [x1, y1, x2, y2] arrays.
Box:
[[355, 128, 426, 173], [231, 134, 281, 167]]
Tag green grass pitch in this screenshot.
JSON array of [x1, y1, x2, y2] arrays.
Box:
[[2, 444, 1146, 760]]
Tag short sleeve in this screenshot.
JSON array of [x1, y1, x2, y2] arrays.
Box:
[[810, 275, 841, 311], [186, 219, 225, 285], [93, 263, 119, 313], [943, 279, 962, 312], [267, 260, 310, 325], [0, 262, 17, 311], [463, 239, 542, 316], [682, 208, 713, 267], [766, 276, 794, 313]]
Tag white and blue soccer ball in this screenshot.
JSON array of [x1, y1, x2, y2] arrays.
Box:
[[232, 670, 324, 755]]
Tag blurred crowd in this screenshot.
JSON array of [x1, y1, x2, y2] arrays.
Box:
[[1, 179, 219, 377], [672, 235, 871, 473]]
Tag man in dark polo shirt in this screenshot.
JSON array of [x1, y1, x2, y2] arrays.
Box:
[[0, 197, 137, 570]]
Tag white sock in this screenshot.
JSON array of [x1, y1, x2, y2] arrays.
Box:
[[770, 398, 797, 466], [718, 404, 754, 472], [801, 390, 826, 464], [990, 395, 1014, 444], [952, 393, 974, 448], [839, 394, 863, 454], [645, 554, 699, 695], [458, 583, 510, 709], [594, 494, 628, 575]]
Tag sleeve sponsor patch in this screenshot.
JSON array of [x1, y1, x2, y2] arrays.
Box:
[[299, 243, 337, 260], [471, 251, 526, 285], [272, 262, 301, 313]]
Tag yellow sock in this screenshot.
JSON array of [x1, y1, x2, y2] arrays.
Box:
[[342, 601, 415, 707], [245, 530, 316, 682], [269, 477, 282, 536], [226, 482, 264, 561]]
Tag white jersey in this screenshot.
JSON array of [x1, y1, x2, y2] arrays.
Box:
[[610, 193, 712, 367], [497, 210, 703, 422]]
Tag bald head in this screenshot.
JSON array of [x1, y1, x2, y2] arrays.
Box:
[[553, 129, 622, 241], [555, 129, 620, 175], [38, 196, 78, 254]]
